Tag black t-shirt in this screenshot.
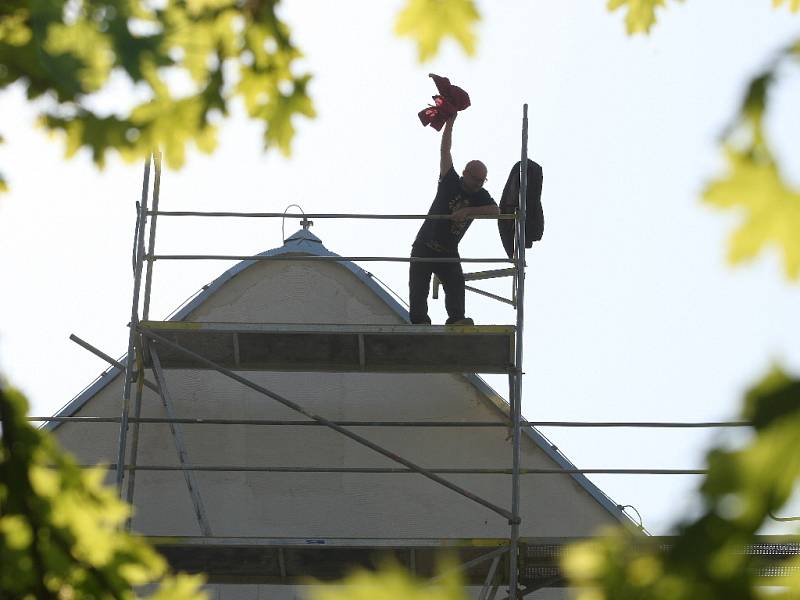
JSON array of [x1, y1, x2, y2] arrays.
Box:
[[414, 166, 496, 254]]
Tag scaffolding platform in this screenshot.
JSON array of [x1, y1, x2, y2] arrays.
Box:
[[140, 321, 516, 374]]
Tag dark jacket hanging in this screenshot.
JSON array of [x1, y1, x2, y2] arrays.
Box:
[[498, 159, 544, 259]]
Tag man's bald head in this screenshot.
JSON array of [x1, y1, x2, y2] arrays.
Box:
[[461, 160, 487, 193]]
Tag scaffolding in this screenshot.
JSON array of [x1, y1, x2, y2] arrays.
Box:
[[97, 105, 530, 598], [35, 105, 800, 598]]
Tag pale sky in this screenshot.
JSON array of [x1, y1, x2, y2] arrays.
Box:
[[1, 0, 799, 534]]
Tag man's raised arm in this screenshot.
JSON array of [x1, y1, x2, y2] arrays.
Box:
[[440, 114, 456, 178]]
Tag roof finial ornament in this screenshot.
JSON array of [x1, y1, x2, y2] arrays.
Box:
[[281, 204, 313, 243]]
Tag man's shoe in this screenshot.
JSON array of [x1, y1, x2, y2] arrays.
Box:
[[447, 317, 474, 326]]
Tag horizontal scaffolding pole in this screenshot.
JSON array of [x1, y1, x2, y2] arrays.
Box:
[[149, 211, 516, 220], [32, 417, 508, 426], [548, 421, 749, 428], [149, 254, 513, 263], [464, 268, 517, 281], [28, 416, 751, 428], [144, 534, 800, 548], [90, 465, 709, 475], [464, 284, 515, 306]]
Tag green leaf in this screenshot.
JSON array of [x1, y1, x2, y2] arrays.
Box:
[[563, 368, 800, 600], [394, 0, 480, 62], [45, 19, 115, 92], [708, 38, 800, 282], [773, 0, 800, 12], [0, 135, 5, 192], [0, 0, 315, 187], [0, 516, 33, 550], [742, 366, 800, 429], [147, 573, 209, 599], [40, 112, 136, 168], [309, 558, 469, 600], [186, 0, 237, 17], [0, 380, 208, 599], [607, 0, 670, 35], [238, 68, 315, 156], [0, 9, 32, 46], [703, 148, 800, 280], [130, 95, 219, 168]]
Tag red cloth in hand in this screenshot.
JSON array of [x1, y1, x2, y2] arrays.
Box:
[[418, 74, 471, 131]]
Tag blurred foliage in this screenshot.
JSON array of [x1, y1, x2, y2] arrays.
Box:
[[308, 558, 469, 600], [775, 0, 800, 12], [607, 0, 672, 35], [394, 0, 479, 62], [0, 381, 207, 599], [703, 41, 800, 280], [609, 0, 799, 35], [0, 0, 483, 190], [0, 0, 316, 188], [0, 133, 6, 191], [563, 367, 800, 600], [704, 147, 800, 280], [608, 1, 800, 279]]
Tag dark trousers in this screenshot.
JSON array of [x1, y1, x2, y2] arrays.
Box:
[[409, 244, 465, 324]]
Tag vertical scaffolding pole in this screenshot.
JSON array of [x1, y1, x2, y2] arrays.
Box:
[[508, 104, 529, 600], [142, 151, 162, 321], [123, 152, 162, 510], [124, 346, 145, 524], [116, 153, 152, 493]]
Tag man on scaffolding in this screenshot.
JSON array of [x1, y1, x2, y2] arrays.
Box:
[[409, 113, 499, 325]]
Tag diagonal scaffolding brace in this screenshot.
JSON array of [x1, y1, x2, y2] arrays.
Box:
[[70, 333, 212, 535], [69, 334, 212, 536], [429, 546, 509, 584], [479, 554, 502, 600], [149, 343, 213, 536]]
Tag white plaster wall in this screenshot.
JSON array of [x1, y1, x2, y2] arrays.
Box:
[[54, 255, 615, 544], [187, 259, 402, 325]]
